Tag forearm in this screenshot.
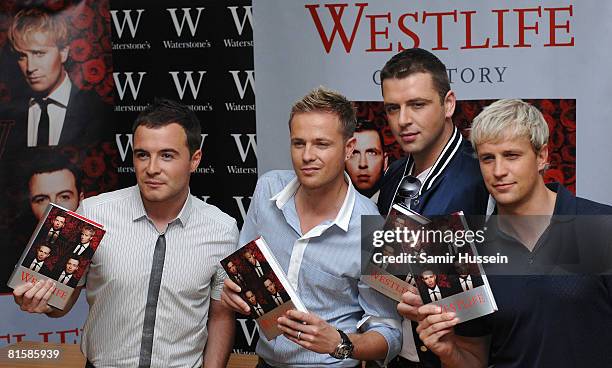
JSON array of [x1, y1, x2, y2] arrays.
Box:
[[348, 331, 388, 361], [203, 300, 235, 368]]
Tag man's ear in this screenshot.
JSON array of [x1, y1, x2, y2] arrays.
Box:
[[345, 136, 356, 161], [537, 143, 549, 172], [444, 90, 456, 119], [60, 46, 69, 64], [190, 149, 202, 172]]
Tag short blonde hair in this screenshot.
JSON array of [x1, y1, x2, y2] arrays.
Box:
[[8, 8, 69, 50], [289, 86, 356, 140], [470, 99, 549, 152]]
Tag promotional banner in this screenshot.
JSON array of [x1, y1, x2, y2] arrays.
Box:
[[254, 0, 611, 204]]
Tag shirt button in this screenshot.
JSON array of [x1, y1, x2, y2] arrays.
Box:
[[528, 258, 534, 264], [420, 345, 427, 352]]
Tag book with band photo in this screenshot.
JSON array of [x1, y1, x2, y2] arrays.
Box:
[[7, 203, 105, 310], [363, 203, 497, 323], [220, 236, 307, 340]]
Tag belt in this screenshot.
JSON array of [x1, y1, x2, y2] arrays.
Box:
[[386, 355, 423, 368], [257, 357, 361, 368]]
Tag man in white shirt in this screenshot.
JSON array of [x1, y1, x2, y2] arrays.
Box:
[[13, 98, 239, 368]]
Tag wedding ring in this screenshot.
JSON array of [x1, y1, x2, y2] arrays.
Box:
[[297, 331, 302, 340]]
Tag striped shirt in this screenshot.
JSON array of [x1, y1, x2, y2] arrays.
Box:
[[78, 185, 239, 368], [241, 170, 401, 367]]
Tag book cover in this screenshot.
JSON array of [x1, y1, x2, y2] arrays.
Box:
[[363, 204, 497, 323], [7, 203, 105, 310], [221, 237, 307, 340]]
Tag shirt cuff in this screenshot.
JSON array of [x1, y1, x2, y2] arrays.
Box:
[[359, 316, 402, 366]]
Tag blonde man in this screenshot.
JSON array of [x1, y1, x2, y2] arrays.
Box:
[[222, 87, 401, 367], [6, 8, 107, 149], [399, 99, 612, 368]]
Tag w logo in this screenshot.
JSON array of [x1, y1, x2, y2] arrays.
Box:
[[167, 8, 205, 37], [168, 71, 207, 100], [113, 72, 147, 101], [227, 6, 253, 36], [110, 9, 145, 39]]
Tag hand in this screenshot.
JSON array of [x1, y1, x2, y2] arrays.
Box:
[[397, 284, 423, 321], [277, 310, 341, 354], [220, 278, 250, 315], [415, 304, 459, 360], [13, 279, 55, 314]]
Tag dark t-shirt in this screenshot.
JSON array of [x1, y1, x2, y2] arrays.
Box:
[[456, 184, 612, 367]]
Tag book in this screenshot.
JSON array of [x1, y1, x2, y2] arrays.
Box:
[[220, 236, 307, 340], [7, 203, 105, 310], [362, 203, 497, 323]]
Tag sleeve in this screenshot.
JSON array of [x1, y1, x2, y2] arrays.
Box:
[[211, 217, 240, 300], [238, 175, 269, 245], [356, 278, 402, 366], [210, 267, 229, 301]]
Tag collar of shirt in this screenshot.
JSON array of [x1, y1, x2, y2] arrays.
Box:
[[129, 185, 193, 228], [404, 125, 463, 195], [29, 72, 71, 108], [269, 171, 355, 234], [486, 183, 574, 244], [268, 171, 356, 289]]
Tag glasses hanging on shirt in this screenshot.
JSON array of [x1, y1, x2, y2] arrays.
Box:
[[395, 175, 422, 209]]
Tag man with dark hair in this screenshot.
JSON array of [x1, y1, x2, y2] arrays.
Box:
[[452, 261, 483, 292], [226, 260, 246, 286], [25, 152, 83, 221], [51, 256, 80, 288], [3, 8, 108, 151], [14, 98, 239, 368], [222, 86, 401, 366], [346, 119, 387, 200], [22, 244, 52, 276], [378, 48, 490, 367], [245, 290, 266, 318], [263, 277, 289, 308]]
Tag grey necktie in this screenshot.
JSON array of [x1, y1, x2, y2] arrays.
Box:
[[138, 234, 166, 368]]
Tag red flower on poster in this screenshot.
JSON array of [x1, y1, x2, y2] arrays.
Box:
[[70, 4, 94, 30], [83, 154, 106, 178], [82, 58, 105, 84], [69, 38, 92, 62], [45, 0, 65, 12]]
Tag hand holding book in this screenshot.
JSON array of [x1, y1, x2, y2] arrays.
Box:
[[221, 277, 251, 315], [12, 279, 56, 314], [396, 283, 423, 322]]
